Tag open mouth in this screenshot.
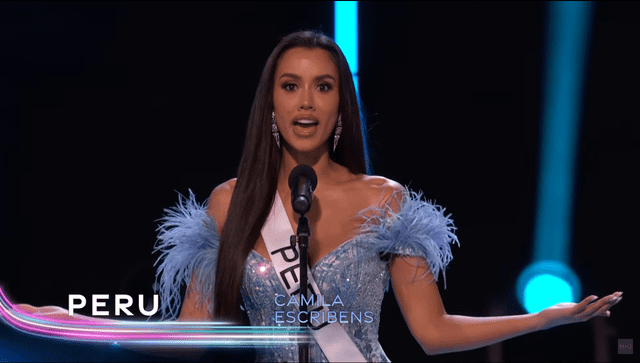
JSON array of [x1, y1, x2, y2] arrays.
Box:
[[294, 120, 319, 128]]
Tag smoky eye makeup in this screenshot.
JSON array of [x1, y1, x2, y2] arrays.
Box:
[[318, 83, 334, 91], [281, 82, 299, 91]]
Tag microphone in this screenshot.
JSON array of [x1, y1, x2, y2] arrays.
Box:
[[288, 164, 318, 215]]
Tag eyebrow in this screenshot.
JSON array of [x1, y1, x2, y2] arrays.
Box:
[[278, 73, 337, 82]]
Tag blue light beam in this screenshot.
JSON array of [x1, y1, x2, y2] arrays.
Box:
[[334, 1, 359, 92], [518, 1, 594, 313], [534, 1, 594, 263], [334, 1, 372, 174]]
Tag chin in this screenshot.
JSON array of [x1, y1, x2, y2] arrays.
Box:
[[284, 140, 330, 154]]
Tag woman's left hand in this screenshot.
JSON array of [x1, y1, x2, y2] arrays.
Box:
[[537, 291, 622, 331]]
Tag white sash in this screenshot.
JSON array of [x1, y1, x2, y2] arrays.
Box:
[[260, 192, 366, 362]]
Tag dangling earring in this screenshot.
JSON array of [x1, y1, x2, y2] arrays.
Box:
[[333, 115, 342, 152], [272, 111, 280, 148]]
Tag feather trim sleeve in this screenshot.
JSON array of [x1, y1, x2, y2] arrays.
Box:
[[153, 190, 219, 320], [359, 189, 460, 288]]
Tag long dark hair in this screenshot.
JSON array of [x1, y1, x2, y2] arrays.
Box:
[[213, 30, 371, 322]]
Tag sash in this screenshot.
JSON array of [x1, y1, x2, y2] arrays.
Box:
[[260, 192, 366, 362]]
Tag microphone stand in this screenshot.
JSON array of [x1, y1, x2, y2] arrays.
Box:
[[296, 214, 310, 363]]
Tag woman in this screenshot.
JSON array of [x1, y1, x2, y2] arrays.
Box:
[[16, 30, 622, 362], [152, 30, 622, 362]]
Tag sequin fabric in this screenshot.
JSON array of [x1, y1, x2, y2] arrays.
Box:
[[155, 189, 459, 362], [242, 236, 390, 362]]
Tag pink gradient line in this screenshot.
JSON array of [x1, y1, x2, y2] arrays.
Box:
[[0, 286, 308, 345]]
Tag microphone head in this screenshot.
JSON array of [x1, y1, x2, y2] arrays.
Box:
[[288, 164, 318, 191]]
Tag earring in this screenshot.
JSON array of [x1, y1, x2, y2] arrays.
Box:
[[333, 115, 342, 152], [272, 111, 280, 148]]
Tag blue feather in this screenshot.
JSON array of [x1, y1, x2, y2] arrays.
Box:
[[153, 190, 219, 320], [152, 187, 459, 321], [358, 189, 460, 288]]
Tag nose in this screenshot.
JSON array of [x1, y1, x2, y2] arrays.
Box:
[[299, 88, 315, 110]]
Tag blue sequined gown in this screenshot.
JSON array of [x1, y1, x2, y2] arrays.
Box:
[[154, 189, 459, 362]]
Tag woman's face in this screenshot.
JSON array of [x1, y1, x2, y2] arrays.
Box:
[[273, 47, 340, 153]]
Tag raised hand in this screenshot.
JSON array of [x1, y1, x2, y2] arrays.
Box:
[[537, 291, 622, 330]]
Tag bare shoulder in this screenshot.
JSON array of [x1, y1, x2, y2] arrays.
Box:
[[206, 178, 237, 233], [356, 175, 405, 211], [359, 174, 404, 190]]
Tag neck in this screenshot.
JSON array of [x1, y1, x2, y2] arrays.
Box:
[[278, 144, 335, 194]]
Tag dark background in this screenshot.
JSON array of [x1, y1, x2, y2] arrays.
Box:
[[1, 1, 638, 362]]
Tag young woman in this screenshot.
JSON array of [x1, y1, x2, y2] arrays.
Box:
[[152, 31, 622, 362], [16, 30, 622, 362]]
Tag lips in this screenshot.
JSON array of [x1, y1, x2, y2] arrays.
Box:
[[292, 115, 319, 127], [294, 119, 319, 127]]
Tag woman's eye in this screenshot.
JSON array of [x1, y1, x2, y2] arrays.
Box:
[[283, 83, 297, 91], [318, 83, 333, 92]]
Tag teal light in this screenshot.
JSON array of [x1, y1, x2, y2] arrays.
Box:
[[334, 1, 372, 174], [334, 1, 358, 90], [533, 1, 594, 263], [524, 275, 573, 313], [516, 1, 593, 313], [516, 260, 581, 314]]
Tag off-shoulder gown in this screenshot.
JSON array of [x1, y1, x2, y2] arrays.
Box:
[[154, 189, 459, 362]]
